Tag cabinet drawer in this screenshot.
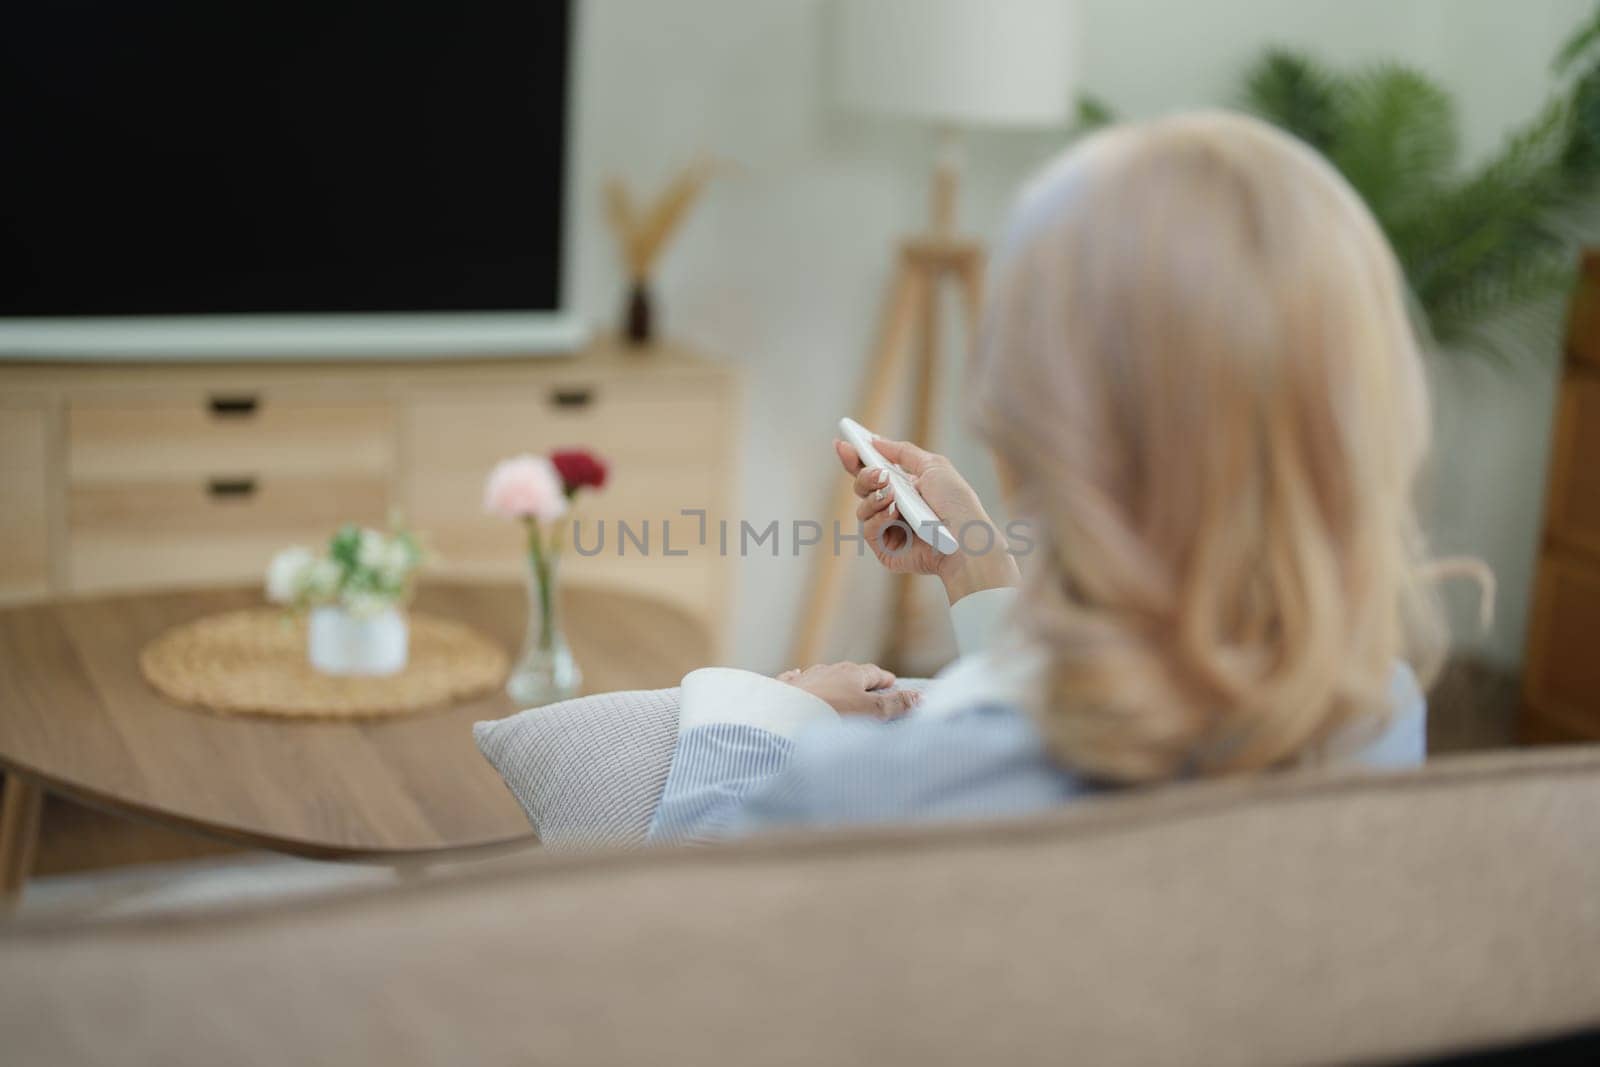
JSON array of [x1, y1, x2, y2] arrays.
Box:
[[1544, 373, 1600, 554], [67, 474, 390, 593], [68, 393, 394, 482], [407, 375, 724, 464]]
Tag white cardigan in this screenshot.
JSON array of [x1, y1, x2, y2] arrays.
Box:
[[648, 588, 1426, 844]]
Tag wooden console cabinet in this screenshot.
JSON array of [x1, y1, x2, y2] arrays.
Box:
[[1522, 251, 1600, 742], [0, 341, 741, 653]]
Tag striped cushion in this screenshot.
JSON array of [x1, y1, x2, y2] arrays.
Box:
[[473, 688, 680, 851]]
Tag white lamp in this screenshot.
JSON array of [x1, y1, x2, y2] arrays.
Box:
[[832, 0, 1075, 230], [834, 0, 1076, 127], [793, 0, 1077, 667]]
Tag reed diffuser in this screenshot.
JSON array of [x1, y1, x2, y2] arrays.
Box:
[[603, 158, 714, 347]]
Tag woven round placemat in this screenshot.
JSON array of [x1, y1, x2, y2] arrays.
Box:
[[140, 609, 509, 721]]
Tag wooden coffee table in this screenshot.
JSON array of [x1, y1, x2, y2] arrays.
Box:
[[0, 581, 709, 906]]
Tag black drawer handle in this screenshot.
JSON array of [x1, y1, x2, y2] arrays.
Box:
[[209, 394, 260, 418], [550, 386, 595, 409], [206, 476, 258, 499]]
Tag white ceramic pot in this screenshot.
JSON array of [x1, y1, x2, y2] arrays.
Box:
[[307, 605, 408, 676]]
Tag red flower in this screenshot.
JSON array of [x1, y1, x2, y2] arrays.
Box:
[[550, 448, 608, 495]]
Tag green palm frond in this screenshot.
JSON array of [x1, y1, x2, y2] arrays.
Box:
[[1565, 65, 1600, 176], [1328, 64, 1459, 224], [1073, 93, 1117, 135], [1080, 6, 1600, 362], [1555, 4, 1600, 72], [1237, 2, 1600, 363], [1242, 49, 1341, 154], [1402, 99, 1579, 347]]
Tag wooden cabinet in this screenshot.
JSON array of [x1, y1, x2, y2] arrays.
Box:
[[0, 398, 53, 601], [0, 342, 740, 651], [1522, 251, 1600, 741]]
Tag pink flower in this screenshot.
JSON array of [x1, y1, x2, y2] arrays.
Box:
[[483, 455, 569, 522]]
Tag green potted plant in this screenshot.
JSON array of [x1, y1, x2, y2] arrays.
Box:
[[1237, 5, 1600, 360], [1070, 5, 1600, 360], [265, 523, 425, 676]]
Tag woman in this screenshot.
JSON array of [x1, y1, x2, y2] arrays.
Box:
[[648, 111, 1458, 846]]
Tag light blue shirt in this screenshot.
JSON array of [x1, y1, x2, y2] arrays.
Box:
[[647, 589, 1426, 845]]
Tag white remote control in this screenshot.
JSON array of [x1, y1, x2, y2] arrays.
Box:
[[838, 417, 959, 555]]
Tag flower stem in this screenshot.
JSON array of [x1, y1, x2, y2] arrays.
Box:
[[527, 520, 556, 652]]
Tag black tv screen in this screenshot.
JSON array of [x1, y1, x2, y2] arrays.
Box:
[[1, 0, 571, 320]]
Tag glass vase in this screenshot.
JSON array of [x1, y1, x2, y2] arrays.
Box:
[[505, 542, 582, 707]]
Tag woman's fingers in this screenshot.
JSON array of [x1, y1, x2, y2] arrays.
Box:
[[853, 464, 888, 499], [834, 439, 863, 477], [872, 436, 938, 475], [855, 481, 894, 522], [873, 688, 920, 719], [855, 662, 896, 691], [780, 661, 920, 718], [864, 505, 908, 554]]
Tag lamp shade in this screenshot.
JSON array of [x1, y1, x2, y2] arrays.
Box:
[[831, 0, 1075, 128]]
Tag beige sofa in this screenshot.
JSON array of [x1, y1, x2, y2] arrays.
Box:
[[3, 745, 1599, 1066]]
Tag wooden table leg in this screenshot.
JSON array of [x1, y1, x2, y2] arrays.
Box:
[[1, 772, 45, 913]]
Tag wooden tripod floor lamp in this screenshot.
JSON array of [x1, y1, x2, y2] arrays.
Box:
[[791, 0, 1075, 669]]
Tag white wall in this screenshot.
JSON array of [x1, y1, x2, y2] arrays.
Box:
[[567, 0, 1595, 672]]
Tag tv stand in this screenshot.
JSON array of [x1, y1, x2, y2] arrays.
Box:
[[0, 338, 740, 655]]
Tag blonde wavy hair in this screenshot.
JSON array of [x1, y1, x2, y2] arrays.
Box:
[[972, 112, 1458, 783]]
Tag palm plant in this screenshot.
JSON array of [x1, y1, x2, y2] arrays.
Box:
[[1240, 4, 1600, 360]]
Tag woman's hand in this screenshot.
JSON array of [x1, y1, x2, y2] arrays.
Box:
[[777, 661, 919, 719], [835, 436, 1020, 603]]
